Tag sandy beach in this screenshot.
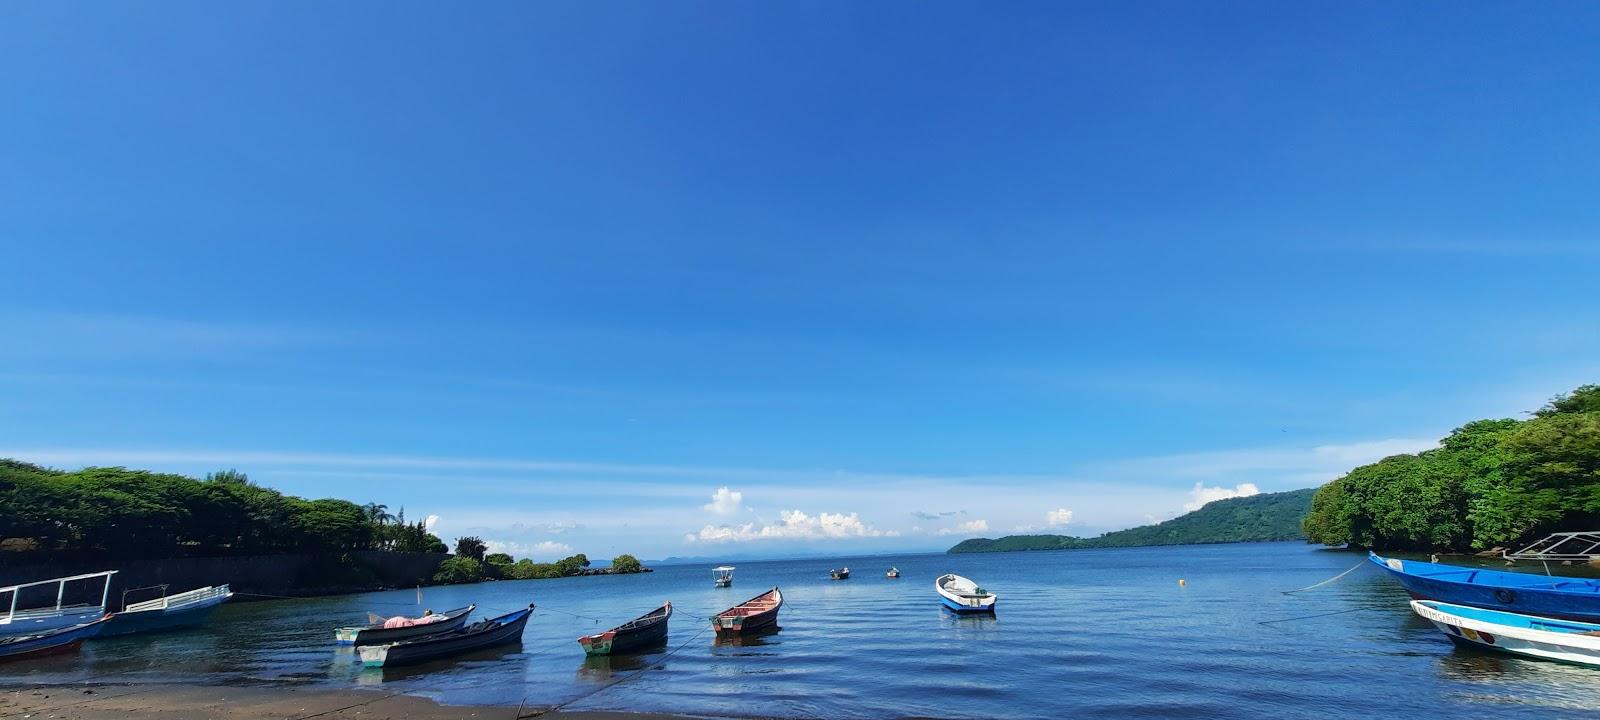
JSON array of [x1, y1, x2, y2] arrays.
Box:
[[0, 683, 707, 720]]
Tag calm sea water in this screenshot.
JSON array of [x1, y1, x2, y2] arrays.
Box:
[[6, 542, 1600, 719]]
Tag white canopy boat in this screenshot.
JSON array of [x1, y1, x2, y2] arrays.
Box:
[[935, 573, 997, 614], [712, 566, 735, 587], [0, 571, 118, 637]]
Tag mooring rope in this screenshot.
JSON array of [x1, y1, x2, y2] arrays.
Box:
[[519, 625, 712, 718], [1281, 559, 1367, 594], [1257, 607, 1371, 625]]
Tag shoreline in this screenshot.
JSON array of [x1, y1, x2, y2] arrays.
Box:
[[0, 682, 718, 720]]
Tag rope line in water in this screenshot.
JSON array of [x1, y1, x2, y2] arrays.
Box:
[[1257, 607, 1370, 625], [520, 625, 711, 718], [1281, 559, 1367, 594]]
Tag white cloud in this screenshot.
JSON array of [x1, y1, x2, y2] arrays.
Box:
[[423, 514, 439, 531], [1183, 482, 1260, 512], [485, 539, 572, 559], [1046, 508, 1073, 527], [687, 509, 886, 543], [703, 486, 743, 516], [938, 519, 989, 536]]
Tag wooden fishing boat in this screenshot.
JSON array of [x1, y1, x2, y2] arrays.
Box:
[[886, 567, 901, 579], [1, 571, 117, 637], [1411, 599, 1600, 667], [830, 567, 850, 580], [579, 602, 671, 656], [1370, 553, 1600, 622], [936, 573, 997, 613], [0, 615, 111, 662], [359, 604, 532, 668], [335, 604, 476, 645], [712, 587, 782, 636], [101, 585, 233, 637], [713, 566, 735, 588]]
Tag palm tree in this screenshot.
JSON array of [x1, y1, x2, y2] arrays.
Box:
[[362, 503, 394, 525]]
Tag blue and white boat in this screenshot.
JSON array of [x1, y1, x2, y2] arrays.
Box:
[[1370, 552, 1600, 622], [1411, 600, 1600, 667], [101, 585, 233, 637], [936, 573, 997, 614], [0, 571, 117, 637], [0, 615, 112, 662]]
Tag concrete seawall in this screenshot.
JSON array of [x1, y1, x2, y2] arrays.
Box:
[[0, 550, 449, 605]]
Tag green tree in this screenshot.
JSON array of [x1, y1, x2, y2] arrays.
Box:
[[205, 469, 253, 486], [610, 554, 643, 573], [432, 556, 485, 584], [454, 536, 488, 561]]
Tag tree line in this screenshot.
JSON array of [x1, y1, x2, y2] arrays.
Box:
[[431, 535, 646, 584], [1303, 385, 1600, 552], [0, 460, 448, 556]]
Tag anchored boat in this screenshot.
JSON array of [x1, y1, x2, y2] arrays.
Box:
[[886, 567, 901, 579], [0, 615, 111, 662], [830, 567, 850, 580], [336, 604, 476, 645], [0, 571, 117, 637], [102, 585, 233, 637], [1370, 552, 1600, 622], [359, 604, 532, 668], [713, 566, 735, 588], [712, 587, 782, 637], [1411, 599, 1600, 667], [936, 573, 997, 614], [579, 602, 671, 656]]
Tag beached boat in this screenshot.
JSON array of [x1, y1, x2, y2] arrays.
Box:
[[712, 587, 782, 636], [101, 585, 233, 637], [1411, 599, 1600, 667], [936, 573, 997, 613], [1370, 552, 1600, 622], [579, 602, 671, 656], [336, 604, 476, 645], [886, 567, 901, 579], [359, 604, 532, 668], [830, 567, 850, 580], [713, 566, 735, 588], [0, 615, 111, 662], [0, 571, 117, 637]]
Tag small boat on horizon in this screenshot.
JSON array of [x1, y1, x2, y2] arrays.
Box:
[[359, 604, 533, 668], [1, 571, 117, 637], [0, 615, 112, 662], [579, 602, 671, 656], [936, 573, 997, 614], [886, 567, 901, 579], [712, 587, 782, 637], [1370, 552, 1600, 622], [1411, 599, 1600, 667], [713, 566, 735, 588], [336, 604, 477, 646], [101, 584, 233, 637], [830, 567, 850, 580]]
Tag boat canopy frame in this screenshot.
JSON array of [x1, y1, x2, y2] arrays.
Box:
[[1, 571, 117, 624], [1506, 532, 1600, 561]]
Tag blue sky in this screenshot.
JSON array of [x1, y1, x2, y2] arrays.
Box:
[[3, 2, 1598, 560]]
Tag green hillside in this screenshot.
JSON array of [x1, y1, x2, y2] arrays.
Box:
[[948, 487, 1316, 554]]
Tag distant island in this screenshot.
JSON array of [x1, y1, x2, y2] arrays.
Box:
[[949, 487, 1316, 553]]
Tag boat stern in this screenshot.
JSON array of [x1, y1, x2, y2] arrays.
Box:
[[358, 644, 390, 667], [579, 631, 616, 655]]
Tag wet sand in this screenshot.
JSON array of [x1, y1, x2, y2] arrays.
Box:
[[0, 683, 709, 720]]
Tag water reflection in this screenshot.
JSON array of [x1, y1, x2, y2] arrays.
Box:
[[576, 650, 662, 682]]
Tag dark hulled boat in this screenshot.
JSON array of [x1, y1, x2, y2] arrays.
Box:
[[579, 602, 671, 656], [830, 567, 850, 580], [712, 587, 782, 636], [358, 604, 532, 668]]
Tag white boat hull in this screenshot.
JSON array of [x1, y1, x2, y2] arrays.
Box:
[[1412, 600, 1600, 667]]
